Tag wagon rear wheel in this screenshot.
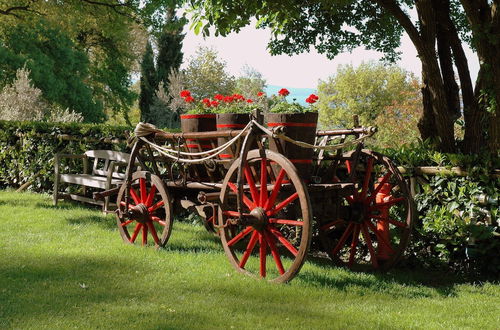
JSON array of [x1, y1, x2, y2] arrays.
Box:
[[219, 149, 312, 283], [319, 149, 415, 271], [116, 171, 173, 248]]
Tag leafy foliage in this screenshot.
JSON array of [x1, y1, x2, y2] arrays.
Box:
[[317, 62, 421, 148], [384, 142, 499, 276], [0, 67, 47, 121], [234, 64, 267, 99], [139, 41, 157, 123], [182, 46, 235, 99], [0, 21, 104, 122], [0, 120, 130, 192]]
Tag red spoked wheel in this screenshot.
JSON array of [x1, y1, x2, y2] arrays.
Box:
[[116, 171, 173, 248], [319, 149, 415, 271], [218, 149, 312, 283]]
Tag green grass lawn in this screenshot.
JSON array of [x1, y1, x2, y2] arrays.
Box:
[[0, 191, 499, 329]]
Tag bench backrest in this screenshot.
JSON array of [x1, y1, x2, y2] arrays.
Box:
[[84, 150, 130, 179]]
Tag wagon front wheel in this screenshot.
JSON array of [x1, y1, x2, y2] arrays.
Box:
[[219, 149, 312, 283], [116, 171, 173, 248]]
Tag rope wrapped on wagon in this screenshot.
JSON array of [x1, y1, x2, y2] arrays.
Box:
[[251, 120, 376, 151], [138, 122, 253, 164], [127, 122, 166, 146]]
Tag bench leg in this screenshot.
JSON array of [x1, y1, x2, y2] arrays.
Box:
[[53, 175, 60, 206]]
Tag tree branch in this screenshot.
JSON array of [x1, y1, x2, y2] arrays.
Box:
[[372, 0, 424, 53], [0, 0, 41, 18]]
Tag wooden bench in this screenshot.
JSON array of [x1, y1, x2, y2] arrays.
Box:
[[53, 150, 131, 212]]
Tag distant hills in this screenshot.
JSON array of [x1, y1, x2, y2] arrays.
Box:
[[265, 85, 316, 106]]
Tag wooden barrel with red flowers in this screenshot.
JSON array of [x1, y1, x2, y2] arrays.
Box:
[[266, 112, 319, 181], [216, 113, 252, 167]]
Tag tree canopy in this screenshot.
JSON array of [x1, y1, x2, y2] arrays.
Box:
[[188, 0, 500, 155], [0, 0, 183, 122], [183, 46, 235, 99]]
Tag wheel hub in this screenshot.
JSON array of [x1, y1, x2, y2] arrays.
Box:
[[249, 207, 268, 230], [349, 201, 366, 224], [126, 203, 150, 224]]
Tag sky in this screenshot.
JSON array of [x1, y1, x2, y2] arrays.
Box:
[[180, 23, 480, 90]]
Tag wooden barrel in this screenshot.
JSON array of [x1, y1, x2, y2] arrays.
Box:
[[266, 112, 318, 180], [180, 114, 217, 180], [216, 113, 251, 167]]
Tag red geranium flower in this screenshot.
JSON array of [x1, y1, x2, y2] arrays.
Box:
[[214, 94, 224, 101], [278, 88, 290, 97], [202, 98, 211, 107], [246, 99, 253, 103], [184, 96, 195, 103], [232, 93, 243, 100], [224, 96, 234, 103], [180, 90, 191, 98], [211, 100, 219, 107], [257, 92, 265, 97], [306, 94, 318, 104]]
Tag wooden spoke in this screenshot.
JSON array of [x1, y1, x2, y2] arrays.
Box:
[[330, 223, 354, 257], [268, 227, 298, 257], [371, 215, 408, 228], [259, 234, 267, 277], [147, 222, 160, 245], [264, 169, 286, 210], [129, 188, 141, 205], [151, 216, 167, 227], [268, 219, 304, 226], [371, 197, 405, 209], [148, 200, 165, 213], [142, 223, 148, 246], [365, 221, 394, 254], [145, 185, 157, 207], [139, 177, 147, 202], [367, 172, 392, 203], [227, 227, 253, 247], [120, 219, 134, 227], [348, 225, 361, 267], [129, 223, 142, 243], [360, 223, 378, 269], [259, 157, 268, 207], [239, 230, 259, 268], [264, 230, 285, 275], [244, 165, 259, 204], [361, 158, 374, 199], [228, 182, 255, 210], [266, 192, 298, 217]]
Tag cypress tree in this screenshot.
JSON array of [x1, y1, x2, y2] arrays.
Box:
[[139, 41, 156, 123], [156, 14, 185, 88]]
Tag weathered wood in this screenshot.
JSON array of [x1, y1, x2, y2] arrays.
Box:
[[54, 150, 131, 212]]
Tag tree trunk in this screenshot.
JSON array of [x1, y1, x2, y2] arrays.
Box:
[[460, 0, 500, 153], [438, 0, 484, 153]]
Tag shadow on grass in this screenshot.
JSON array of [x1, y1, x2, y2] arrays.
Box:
[[66, 214, 117, 230], [0, 254, 213, 328], [297, 254, 465, 298]]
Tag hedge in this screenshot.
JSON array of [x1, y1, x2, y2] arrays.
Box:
[[0, 120, 131, 192], [0, 120, 498, 277]]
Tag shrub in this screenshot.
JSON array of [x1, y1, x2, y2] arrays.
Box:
[[0, 120, 130, 192], [384, 141, 499, 277]]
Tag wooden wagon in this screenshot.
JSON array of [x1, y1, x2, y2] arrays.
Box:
[[96, 116, 416, 283]]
